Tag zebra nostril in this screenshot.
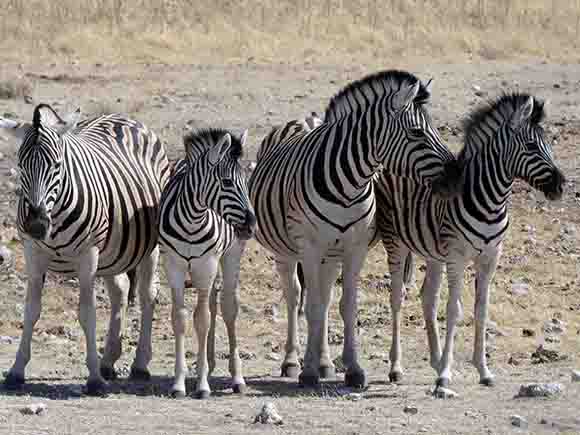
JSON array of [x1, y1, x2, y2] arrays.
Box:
[[245, 210, 257, 228]]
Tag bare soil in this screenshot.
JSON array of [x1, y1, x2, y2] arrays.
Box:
[[0, 60, 579, 435]]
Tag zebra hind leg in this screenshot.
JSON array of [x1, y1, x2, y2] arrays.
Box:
[[100, 273, 130, 381], [277, 260, 302, 378], [420, 261, 444, 374]]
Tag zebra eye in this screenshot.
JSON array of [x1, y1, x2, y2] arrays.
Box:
[[53, 161, 62, 170], [222, 178, 234, 188]]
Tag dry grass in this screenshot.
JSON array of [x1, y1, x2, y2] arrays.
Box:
[[0, 78, 32, 100], [2, 0, 580, 64]]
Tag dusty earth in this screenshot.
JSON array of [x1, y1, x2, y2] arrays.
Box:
[[0, 60, 579, 435]]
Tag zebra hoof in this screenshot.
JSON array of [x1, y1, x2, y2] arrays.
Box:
[[389, 371, 403, 383], [480, 377, 495, 387], [281, 363, 300, 378], [345, 370, 368, 389], [129, 367, 151, 382], [298, 372, 320, 387], [232, 383, 246, 394], [3, 372, 25, 390], [170, 389, 187, 399], [319, 365, 335, 379], [195, 390, 211, 400], [436, 377, 450, 388], [100, 366, 117, 381], [85, 379, 108, 397]]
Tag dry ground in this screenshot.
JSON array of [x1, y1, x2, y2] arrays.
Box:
[[0, 60, 579, 435]]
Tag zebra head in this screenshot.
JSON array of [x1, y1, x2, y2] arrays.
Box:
[[0, 104, 81, 241], [185, 128, 256, 240], [504, 95, 565, 200]]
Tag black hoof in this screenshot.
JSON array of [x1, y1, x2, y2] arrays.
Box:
[[171, 389, 187, 399], [281, 363, 300, 378], [480, 377, 495, 387], [85, 379, 108, 397], [298, 372, 320, 387], [319, 365, 335, 379], [196, 390, 211, 399], [436, 377, 450, 388], [345, 371, 368, 389], [389, 371, 403, 383], [232, 383, 246, 394], [129, 367, 151, 382], [100, 366, 117, 381], [3, 372, 25, 390]]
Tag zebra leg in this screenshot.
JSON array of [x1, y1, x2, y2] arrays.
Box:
[[130, 246, 160, 381], [207, 274, 219, 377], [472, 249, 500, 387], [77, 246, 107, 396], [220, 239, 246, 394], [100, 273, 130, 381], [165, 253, 188, 398], [341, 244, 369, 389], [277, 260, 302, 378], [4, 242, 49, 389], [421, 261, 444, 373], [435, 258, 465, 391], [318, 261, 340, 379]]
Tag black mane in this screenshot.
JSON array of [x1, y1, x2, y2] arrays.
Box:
[[183, 128, 243, 161], [324, 70, 431, 121]]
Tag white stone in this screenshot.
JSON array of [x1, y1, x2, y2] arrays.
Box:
[[344, 392, 362, 401], [0, 335, 14, 344], [20, 403, 47, 415], [571, 370, 580, 382], [510, 282, 529, 296], [543, 318, 566, 335], [517, 383, 564, 398], [403, 405, 419, 415], [253, 402, 283, 425], [265, 352, 281, 361], [0, 245, 12, 266], [510, 415, 528, 428]]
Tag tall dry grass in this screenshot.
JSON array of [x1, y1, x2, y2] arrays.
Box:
[[2, 0, 580, 64]]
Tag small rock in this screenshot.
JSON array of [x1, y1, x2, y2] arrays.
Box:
[[24, 95, 34, 104], [265, 352, 281, 361], [432, 387, 458, 399], [531, 344, 568, 364], [239, 351, 256, 360], [510, 415, 528, 428], [0, 245, 13, 266], [332, 355, 346, 373], [264, 304, 279, 318], [516, 382, 564, 398], [0, 335, 15, 344], [403, 405, 419, 415], [522, 328, 535, 337], [553, 83, 561, 89], [253, 402, 283, 425], [486, 320, 506, 337], [472, 84, 482, 92], [20, 403, 47, 415], [571, 370, 580, 382], [543, 318, 566, 335], [344, 392, 362, 401], [510, 282, 529, 296], [545, 335, 560, 344]]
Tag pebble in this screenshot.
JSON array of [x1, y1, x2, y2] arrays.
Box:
[[571, 370, 580, 382], [0, 245, 13, 265], [510, 282, 529, 296], [403, 405, 419, 415], [253, 403, 283, 425], [344, 392, 362, 401], [510, 415, 528, 428], [20, 403, 47, 415], [0, 335, 15, 344], [432, 387, 458, 399], [265, 352, 281, 361], [543, 318, 566, 335], [516, 383, 564, 398]]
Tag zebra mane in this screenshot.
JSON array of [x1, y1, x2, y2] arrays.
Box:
[[324, 70, 431, 122], [459, 92, 546, 160], [183, 128, 243, 161]]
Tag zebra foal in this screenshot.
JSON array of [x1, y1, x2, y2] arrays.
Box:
[[249, 70, 463, 388], [0, 104, 170, 395], [376, 93, 565, 391], [158, 128, 256, 399]]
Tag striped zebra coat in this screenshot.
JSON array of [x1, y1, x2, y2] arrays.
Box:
[[249, 70, 462, 388], [0, 104, 170, 395], [376, 93, 565, 391], [158, 128, 256, 399]]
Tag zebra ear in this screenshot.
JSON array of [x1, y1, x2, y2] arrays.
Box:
[[391, 81, 420, 113], [0, 117, 32, 141], [510, 96, 534, 131], [208, 133, 232, 165], [34, 104, 81, 136], [424, 78, 434, 93], [304, 112, 323, 130]]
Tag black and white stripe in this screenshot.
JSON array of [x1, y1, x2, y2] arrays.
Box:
[[376, 93, 565, 390]]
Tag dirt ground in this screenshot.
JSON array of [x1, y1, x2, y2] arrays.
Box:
[[0, 60, 579, 435]]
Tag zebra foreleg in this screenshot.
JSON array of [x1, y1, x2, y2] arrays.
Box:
[[420, 261, 444, 373], [77, 246, 107, 396], [4, 242, 49, 389], [207, 275, 219, 377], [472, 249, 500, 387], [435, 258, 465, 392], [220, 239, 246, 394], [130, 246, 160, 381], [277, 260, 302, 378], [100, 273, 130, 381]]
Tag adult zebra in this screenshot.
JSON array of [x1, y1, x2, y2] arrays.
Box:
[[376, 93, 565, 391], [159, 128, 256, 399], [0, 104, 170, 395], [249, 70, 463, 388]]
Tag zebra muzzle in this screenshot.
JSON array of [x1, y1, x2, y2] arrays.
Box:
[[234, 210, 257, 240], [23, 205, 51, 240], [542, 169, 566, 201]]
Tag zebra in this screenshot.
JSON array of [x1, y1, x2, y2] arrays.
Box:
[[249, 70, 463, 388], [159, 128, 256, 399], [0, 104, 170, 395], [375, 93, 565, 391]]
